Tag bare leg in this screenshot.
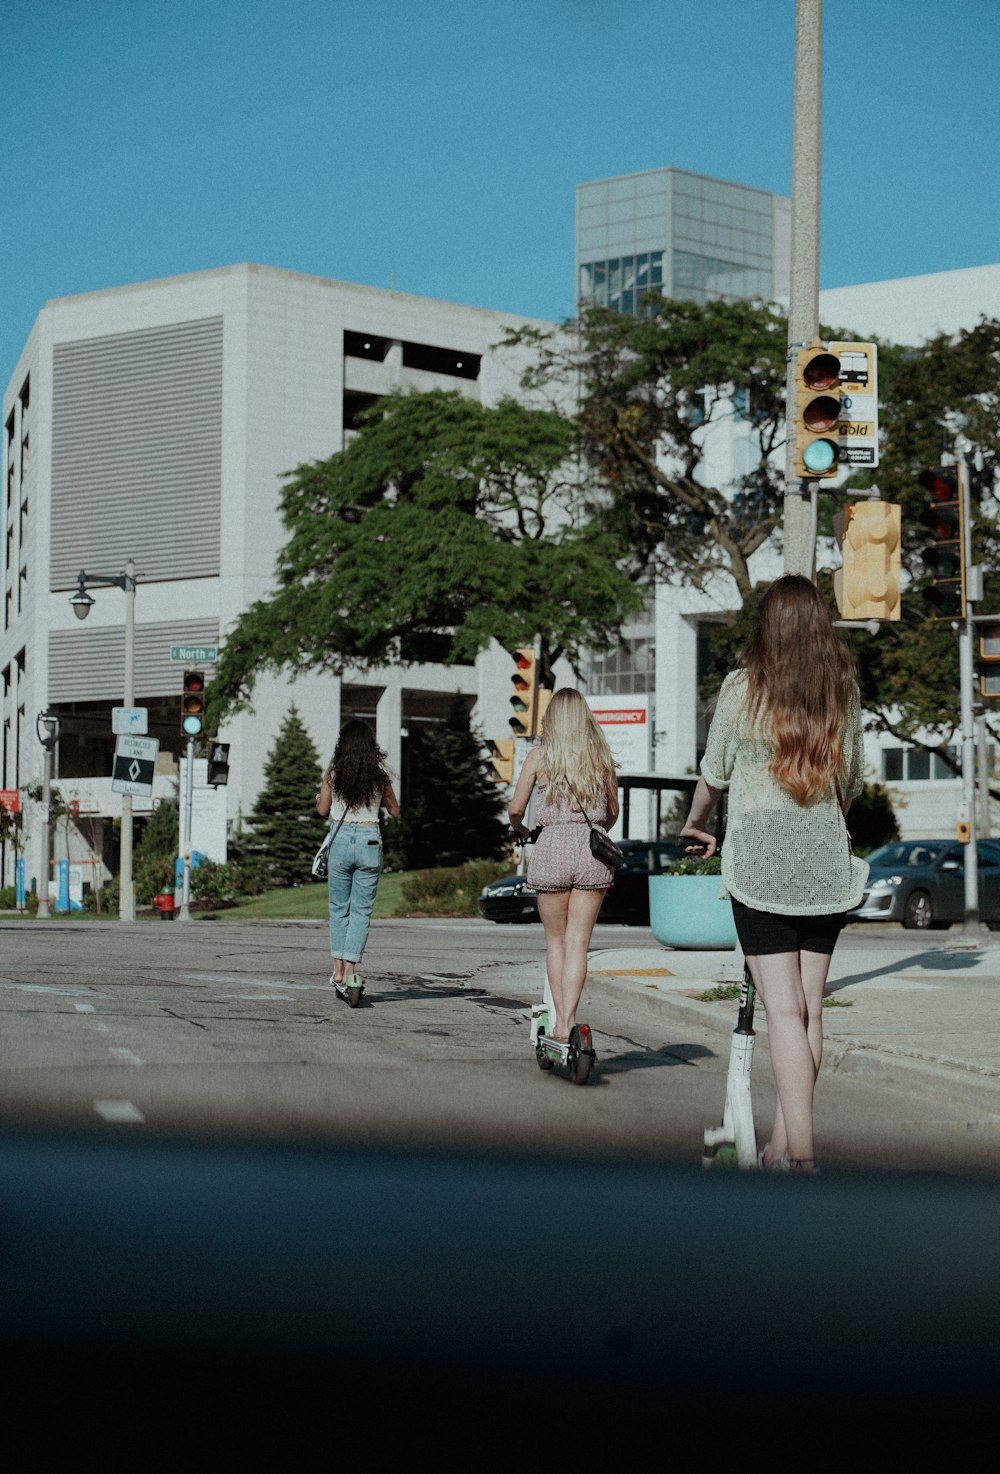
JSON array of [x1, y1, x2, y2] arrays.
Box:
[[746, 951, 824, 1171], [538, 888, 605, 1038], [766, 949, 831, 1161]]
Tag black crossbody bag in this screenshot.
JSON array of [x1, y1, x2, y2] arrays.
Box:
[[569, 784, 626, 872]]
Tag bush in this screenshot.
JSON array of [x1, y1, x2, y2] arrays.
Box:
[[848, 781, 900, 855], [135, 855, 177, 905], [398, 859, 512, 915], [664, 853, 724, 876], [189, 859, 268, 907]]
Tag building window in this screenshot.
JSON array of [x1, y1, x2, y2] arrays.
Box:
[[881, 745, 957, 781], [401, 340, 480, 381], [344, 331, 389, 361], [580, 634, 655, 696], [343, 391, 382, 432]]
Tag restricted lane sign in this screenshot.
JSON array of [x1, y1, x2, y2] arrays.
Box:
[[111, 735, 160, 797]]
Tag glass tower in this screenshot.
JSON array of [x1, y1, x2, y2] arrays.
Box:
[[576, 166, 790, 314]]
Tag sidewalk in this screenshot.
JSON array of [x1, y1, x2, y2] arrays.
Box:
[[499, 933, 1000, 1118]]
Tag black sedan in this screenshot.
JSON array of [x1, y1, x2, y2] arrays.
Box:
[[849, 838, 1000, 929], [477, 838, 687, 926]]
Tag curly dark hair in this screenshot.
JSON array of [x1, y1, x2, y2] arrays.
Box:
[[328, 720, 391, 810]]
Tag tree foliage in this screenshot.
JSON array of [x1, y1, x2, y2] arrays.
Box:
[[384, 697, 508, 870], [504, 297, 790, 603], [246, 705, 327, 888], [208, 390, 644, 718]]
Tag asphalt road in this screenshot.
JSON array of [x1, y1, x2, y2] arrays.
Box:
[[1, 913, 997, 1176]]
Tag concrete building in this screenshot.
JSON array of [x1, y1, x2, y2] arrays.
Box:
[[1, 263, 550, 895]]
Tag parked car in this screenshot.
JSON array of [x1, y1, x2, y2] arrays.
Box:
[[477, 838, 688, 926], [849, 838, 1000, 929]]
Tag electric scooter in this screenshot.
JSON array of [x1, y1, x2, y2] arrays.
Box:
[[530, 984, 597, 1086], [702, 962, 758, 1169], [332, 972, 364, 1009]]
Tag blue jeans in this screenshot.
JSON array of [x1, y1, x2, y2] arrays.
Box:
[[327, 824, 383, 966]]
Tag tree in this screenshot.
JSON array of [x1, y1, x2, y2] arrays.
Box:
[[503, 296, 791, 604], [246, 706, 327, 888], [385, 697, 508, 870], [208, 390, 644, 719]]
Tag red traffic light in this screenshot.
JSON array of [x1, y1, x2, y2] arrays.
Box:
[[918, 467, 959, 502]]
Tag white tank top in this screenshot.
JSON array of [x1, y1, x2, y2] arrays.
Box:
[[334, 793, 382, 824]]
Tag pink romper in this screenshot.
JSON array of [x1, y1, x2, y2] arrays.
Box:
[[527, 783, 615, 893]]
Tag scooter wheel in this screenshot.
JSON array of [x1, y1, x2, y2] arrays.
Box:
[[569, 1026, 594, 1086], [535, 1033, 556, 1070], [346, 986, 363, 1009]]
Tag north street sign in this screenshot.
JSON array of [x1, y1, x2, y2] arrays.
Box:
[[111, 735, 160, 797], [170, 645, 219, 663]]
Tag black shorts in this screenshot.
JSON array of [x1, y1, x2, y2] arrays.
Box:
[[731, 897, 846, 957]]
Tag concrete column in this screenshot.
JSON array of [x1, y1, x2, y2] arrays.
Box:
[[376, 681, 403, 787]]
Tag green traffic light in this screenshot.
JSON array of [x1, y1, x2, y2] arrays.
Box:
[[802, 439, 837, 473]]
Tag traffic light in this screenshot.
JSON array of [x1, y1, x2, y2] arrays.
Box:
[[979, 624, 1000, 699], [207, 741, 230, 786], [508, 649, 553, 738], [488, 737, 515, 783], [509, 648, 536, 737], [793, 340, 842, 478], [834, 500, 901, 620], [181, 670, 206, 737], [918, 466, 964, 618]]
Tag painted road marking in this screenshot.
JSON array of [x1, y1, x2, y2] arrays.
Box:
[[94, 1100, 145, 1124], [0, 980, 106, 997], [110, 1047, 145, 1066], [74, 1002, 95, 1012]]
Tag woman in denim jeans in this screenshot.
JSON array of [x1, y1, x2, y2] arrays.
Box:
[[316, 721, 400, 989]]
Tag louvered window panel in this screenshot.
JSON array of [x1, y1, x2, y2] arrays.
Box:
[[48, 619, 220, 703], [50, 318, 223, 590]]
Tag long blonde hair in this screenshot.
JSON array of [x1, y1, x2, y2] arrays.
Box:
[[741, 575, 857, 807], [538, 688, 617, 807]]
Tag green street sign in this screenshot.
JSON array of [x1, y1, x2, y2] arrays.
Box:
[[169, 645, 219, 663]]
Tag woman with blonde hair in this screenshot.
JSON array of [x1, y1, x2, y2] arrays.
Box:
[[681, 575, 868, 1174], [508, 687, 619, 1044]]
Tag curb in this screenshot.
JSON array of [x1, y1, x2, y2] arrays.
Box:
[[479, 959, 1000, 1118]]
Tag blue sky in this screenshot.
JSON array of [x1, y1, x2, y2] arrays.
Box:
[[3, 0, 999, 383]]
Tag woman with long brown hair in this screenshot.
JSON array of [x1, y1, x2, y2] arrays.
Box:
[[681, 576, 869, 1174], [316, 720, 400, 995], [508, 688, 619, 1045]]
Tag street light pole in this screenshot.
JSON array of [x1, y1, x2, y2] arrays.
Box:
[[121, 559, 136, 922], [69, 558, 137, 922], [35, 709, 60, 920]]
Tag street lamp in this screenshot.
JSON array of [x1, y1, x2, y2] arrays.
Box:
[[35, 709, 61, 920], [69, 561, 137, 922]]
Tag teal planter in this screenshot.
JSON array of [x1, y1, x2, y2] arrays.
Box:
[[648, 874, 737, 950]]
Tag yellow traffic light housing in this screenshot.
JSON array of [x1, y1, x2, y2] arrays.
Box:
[[489, 737, 515, 783], [834, 501, 901, 620], [509, 648, 537, 737], [794, 341, 842, 478]]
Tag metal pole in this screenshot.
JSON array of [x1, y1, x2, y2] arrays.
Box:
[[119, 559, 136, 922], [36, 747, 52, 919], [976, 713, 990, 839], [177, 738, 195, 922], [957, 461, 981, 938], [783, 0, 823, 578]]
